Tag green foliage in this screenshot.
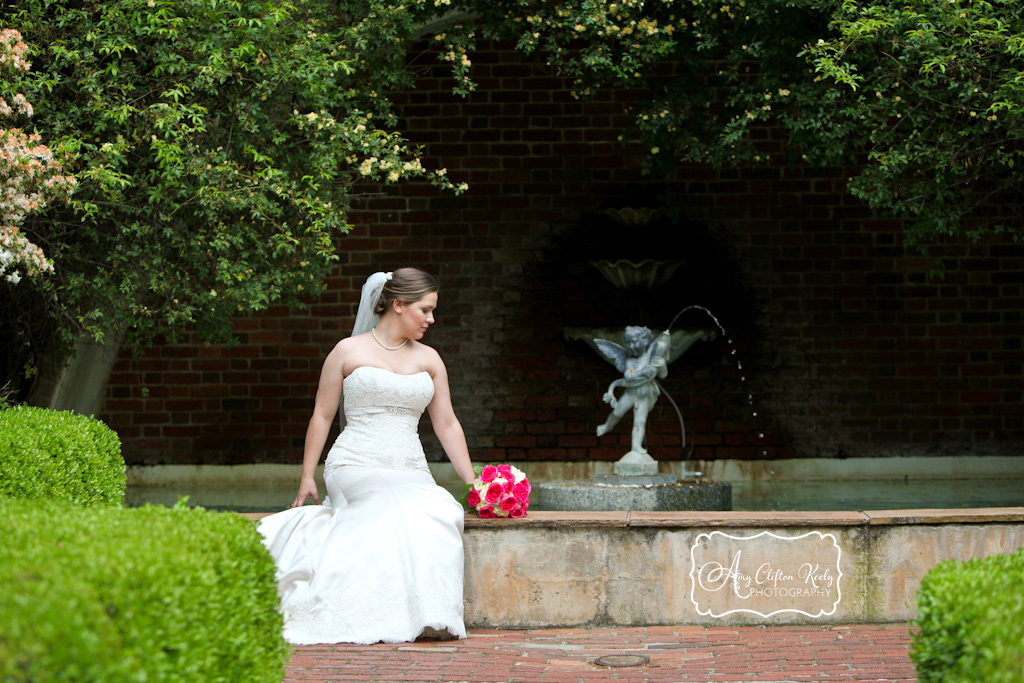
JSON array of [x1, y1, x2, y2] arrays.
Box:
[[0, 498, 288, 683], [912, 548, 1024, 683], [465, 0, 835, 171], [802, 0, 1024, 246], [463, 0, 1024, 246], [2, 0, 464, 358], [5, 0, 1023, 373], [0, 405, 125, 505]]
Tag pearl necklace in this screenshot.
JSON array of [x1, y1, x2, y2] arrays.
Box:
[[371, 327, 408, 351]]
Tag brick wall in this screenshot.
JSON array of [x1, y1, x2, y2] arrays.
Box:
[[100, 39, 1024, 467]]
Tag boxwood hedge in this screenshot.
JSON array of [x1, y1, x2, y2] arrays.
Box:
[[912, 547, 1024, 683], [0, 498, 288, 683], [0, 405, 125, 505]]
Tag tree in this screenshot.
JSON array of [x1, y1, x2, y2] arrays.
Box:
[[460, 0, 1024, 246], [2, 0, 466, 390], [6, 0, 1024, 402], [802, 0, 1024, 246]]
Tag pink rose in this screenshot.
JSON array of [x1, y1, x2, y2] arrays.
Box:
[[500, 495, 517, 512], [501, 478, 515, 494], [478, 506, 495, 518], [513, 481, 530, 505], [485, 482, 503, 504], [467, 489, 480, 507], [509, 507, 526, 518], [480, 465, 498, 483], [496, 465, 513, 479]]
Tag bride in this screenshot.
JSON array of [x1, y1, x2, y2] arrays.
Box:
[[257, 267, 476, 645]]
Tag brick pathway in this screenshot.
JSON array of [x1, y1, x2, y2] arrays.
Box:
[[284, 623, 916, 682]]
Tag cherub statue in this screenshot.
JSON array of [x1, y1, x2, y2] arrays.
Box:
[[594, 325, 672, 459]]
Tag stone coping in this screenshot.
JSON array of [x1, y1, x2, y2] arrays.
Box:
[[241, 507, 1024, 527]]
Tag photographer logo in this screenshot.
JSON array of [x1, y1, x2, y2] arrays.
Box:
[[689, 530, 843, 618]]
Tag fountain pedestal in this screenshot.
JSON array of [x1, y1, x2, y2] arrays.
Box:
[[614, 449, 659, 476], [536, 473, 732, 512]]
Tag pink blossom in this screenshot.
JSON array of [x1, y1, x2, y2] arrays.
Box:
[[513, 481, 530, 505], [480, 465, 498, 483], [478, 506, 495, 519], [500, 495, 517, 512], [509, 507, 526, 519], [0, 29, 73, 284], [496, 464, 513, 478], [485, 482, 503, 504], [466, 489, 480, 507]]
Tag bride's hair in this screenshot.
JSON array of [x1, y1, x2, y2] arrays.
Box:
[[374, 267, 438, 315]]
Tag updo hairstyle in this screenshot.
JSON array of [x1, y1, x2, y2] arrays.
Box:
[[373, 267, 438, 316]]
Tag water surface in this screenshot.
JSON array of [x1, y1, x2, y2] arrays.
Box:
[[126, 477, 1022, 513]]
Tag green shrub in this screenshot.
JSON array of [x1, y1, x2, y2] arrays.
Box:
[[0, 498, 288, 683], [0, 405, 125, 505], [912, 547, 1024, 683]]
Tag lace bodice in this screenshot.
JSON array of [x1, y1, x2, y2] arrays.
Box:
[[324, 366, 434, 473]]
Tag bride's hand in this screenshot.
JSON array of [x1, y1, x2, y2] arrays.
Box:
[[292, 477, 321, 508]]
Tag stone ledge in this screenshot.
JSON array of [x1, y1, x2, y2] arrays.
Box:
[[241, 507, 1024, 527], [464, 510, 628, 528], [863, 507, 1024, 525], [627, 510, 867, 527], [465, 508, 1024, 528]]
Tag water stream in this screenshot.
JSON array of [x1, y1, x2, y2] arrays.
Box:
[[664, 304, 767, 457]]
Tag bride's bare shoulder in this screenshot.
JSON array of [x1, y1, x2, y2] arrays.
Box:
[[333, 333, 371, 352], [412, 341, 445, 373], [324, 334, 370, 365]]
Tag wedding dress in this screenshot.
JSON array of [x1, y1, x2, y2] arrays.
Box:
[[257, 366, 467, 645]]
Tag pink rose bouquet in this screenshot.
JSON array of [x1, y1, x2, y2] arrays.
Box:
[[464, 464, 530, 518]]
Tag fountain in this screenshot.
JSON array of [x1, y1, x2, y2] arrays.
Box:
[[537, 214, 733, 511]]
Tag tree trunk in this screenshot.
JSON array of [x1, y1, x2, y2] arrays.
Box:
[[29, 332, 125, 417]]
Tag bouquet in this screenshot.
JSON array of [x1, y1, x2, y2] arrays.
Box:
[[464, 464, 530, 518]]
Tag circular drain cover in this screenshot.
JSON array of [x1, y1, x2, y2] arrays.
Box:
[[594, 654, 650, 668]]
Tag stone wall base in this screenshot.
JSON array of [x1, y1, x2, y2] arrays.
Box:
[[243, 507, 1024, 628], [462, 508, 1024, 628]]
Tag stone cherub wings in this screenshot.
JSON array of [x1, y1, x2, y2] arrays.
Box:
[[594, 338, 631, 373]]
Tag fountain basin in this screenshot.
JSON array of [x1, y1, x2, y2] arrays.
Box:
[[451, 507, 1024, 628], [134, 459, 1023, 626], [125, 456, 1024, 512]]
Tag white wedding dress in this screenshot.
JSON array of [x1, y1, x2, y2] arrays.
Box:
[[257, 366, 467, 645]]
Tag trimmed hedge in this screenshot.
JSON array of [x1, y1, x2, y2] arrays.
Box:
[[912, 547, 1024, 683], [0, 405, 125, 506], [0, 498, 288, 683]]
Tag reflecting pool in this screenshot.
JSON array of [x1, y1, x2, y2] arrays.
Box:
[[126, 476, 1023, 513]]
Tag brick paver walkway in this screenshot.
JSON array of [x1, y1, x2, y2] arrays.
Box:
[[284, 623, 916, 682]]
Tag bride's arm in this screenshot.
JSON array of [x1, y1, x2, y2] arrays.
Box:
[[292, 342, 345, 507], [426, 354, 476, 486]]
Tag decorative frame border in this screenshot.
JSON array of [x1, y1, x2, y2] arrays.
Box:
[[689, 530, 843, 618]]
